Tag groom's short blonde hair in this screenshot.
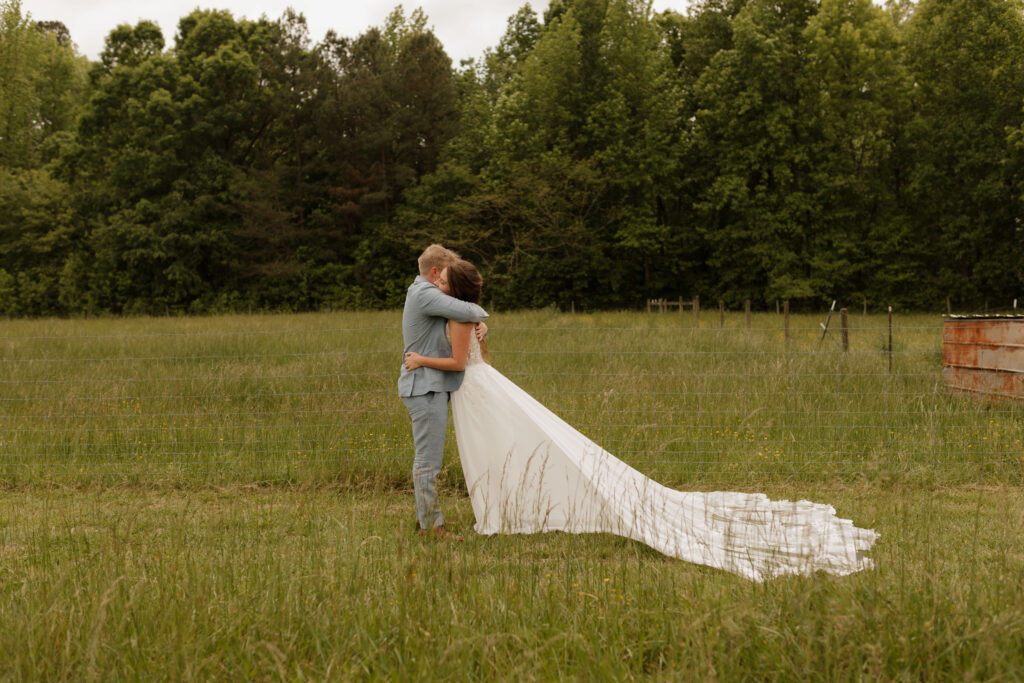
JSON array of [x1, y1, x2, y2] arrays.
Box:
[[418, 244, 460, 276]]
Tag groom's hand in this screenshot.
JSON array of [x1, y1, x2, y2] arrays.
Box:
[[474, 322, 488, 342]]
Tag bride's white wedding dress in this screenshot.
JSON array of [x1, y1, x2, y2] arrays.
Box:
[[450, 332, 878, 581]]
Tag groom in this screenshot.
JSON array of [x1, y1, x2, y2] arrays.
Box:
[[399, 244, 488, 538]]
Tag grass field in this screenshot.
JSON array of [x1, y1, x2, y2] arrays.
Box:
[[1, 310, 1022, 679]]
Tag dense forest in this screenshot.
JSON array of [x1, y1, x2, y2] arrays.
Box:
[[0, 0, 1022, 315]]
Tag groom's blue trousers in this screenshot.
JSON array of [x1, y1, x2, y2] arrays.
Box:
[[402, 391, 449, 530]]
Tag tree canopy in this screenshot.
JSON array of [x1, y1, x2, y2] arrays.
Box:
[[0, 0, 1021, 315]]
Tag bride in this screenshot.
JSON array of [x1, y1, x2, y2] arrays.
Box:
[[403, 260, 878, 581]]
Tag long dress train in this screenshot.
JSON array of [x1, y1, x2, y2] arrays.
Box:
[[450, 334, 877, 582]]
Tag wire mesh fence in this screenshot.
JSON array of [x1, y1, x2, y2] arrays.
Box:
[[1, 311, 1021, 487]]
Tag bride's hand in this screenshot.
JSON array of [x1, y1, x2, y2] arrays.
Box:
[[404, 352, 424, 370]]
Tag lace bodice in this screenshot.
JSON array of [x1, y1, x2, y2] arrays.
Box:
[[466, 331, 485, 366]]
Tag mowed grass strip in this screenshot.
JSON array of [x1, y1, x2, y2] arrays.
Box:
[[1, 485, 1022, 679]]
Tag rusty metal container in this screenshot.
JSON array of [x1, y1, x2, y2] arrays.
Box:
[[942, 315, 1024, 399]]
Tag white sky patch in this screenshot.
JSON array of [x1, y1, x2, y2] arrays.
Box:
[[22, 0, 692, 64]]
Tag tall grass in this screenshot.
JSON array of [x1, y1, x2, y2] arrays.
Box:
[[1, 486, 1022, 679], [0, 310, 1020, 487], [1, 311, 1022, 678]]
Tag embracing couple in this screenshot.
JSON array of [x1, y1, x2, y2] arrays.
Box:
[[398, 245, 878, 581]]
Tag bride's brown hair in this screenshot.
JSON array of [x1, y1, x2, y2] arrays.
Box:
[[446, 260, 489, 362], [446, 260, 483, 304]]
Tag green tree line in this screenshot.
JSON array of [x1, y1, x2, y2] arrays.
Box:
[[0, 0, 1021, 315]]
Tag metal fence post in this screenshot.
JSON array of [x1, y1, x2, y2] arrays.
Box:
[[840, 308, 849, 352]]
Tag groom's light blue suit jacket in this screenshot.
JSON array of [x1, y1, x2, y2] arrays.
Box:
[[398, 276, 488, 398]]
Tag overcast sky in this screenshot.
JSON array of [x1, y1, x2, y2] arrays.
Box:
[[23, 1, 693, 65]]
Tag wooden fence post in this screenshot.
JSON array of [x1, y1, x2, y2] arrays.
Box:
[[840, 308, 849, 352], [694, 295, 700, 326], [784, 300, 790, 342], [745, 300, 751, 330], [719, 300, 725, 328], [888, 306, 893, 374]]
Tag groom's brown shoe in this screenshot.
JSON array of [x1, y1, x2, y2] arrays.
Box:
[[418, 525, 463, 541]]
